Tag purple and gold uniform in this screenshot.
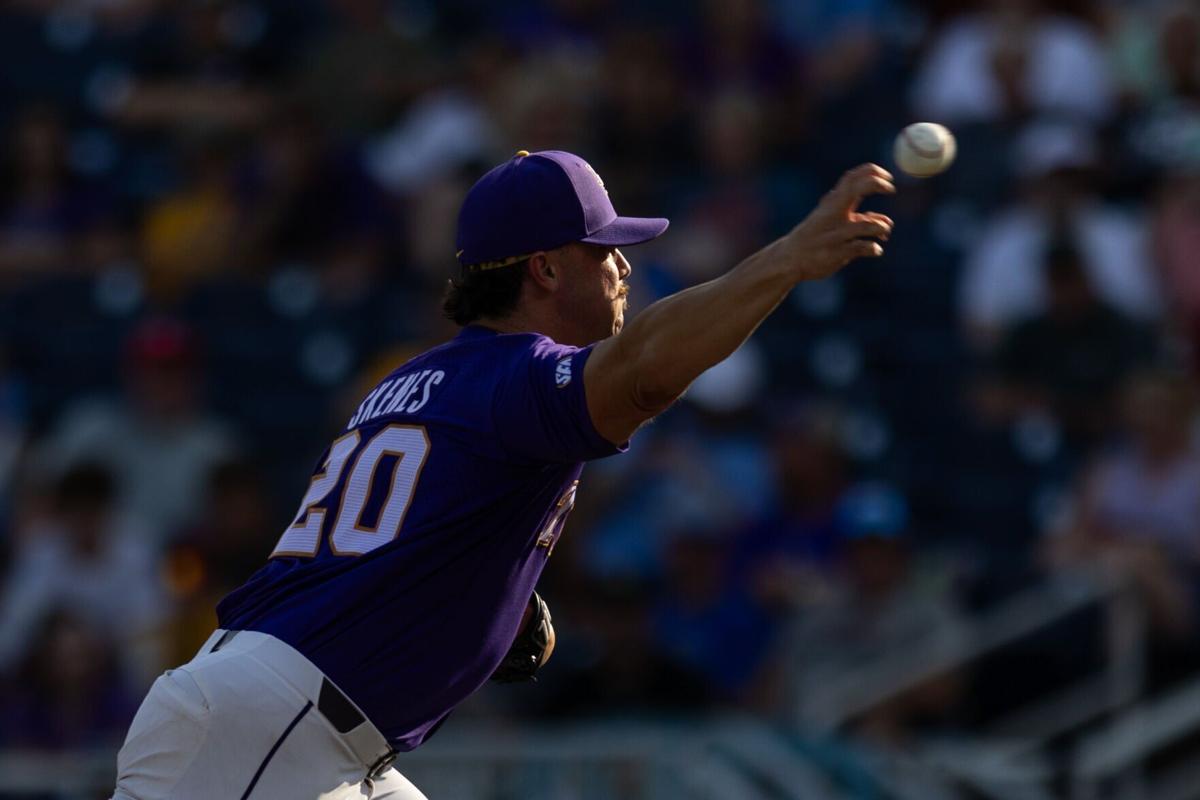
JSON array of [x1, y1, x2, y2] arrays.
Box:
[[217, 325, 623, 751]]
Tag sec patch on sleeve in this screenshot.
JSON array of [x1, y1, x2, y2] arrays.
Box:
[[555, 356, 573, 388]]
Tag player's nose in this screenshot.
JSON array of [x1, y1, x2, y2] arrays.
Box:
[[615, 249, 631, 280]]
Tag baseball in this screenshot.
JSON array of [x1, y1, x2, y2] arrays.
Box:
[[893, 122, 956, 178]]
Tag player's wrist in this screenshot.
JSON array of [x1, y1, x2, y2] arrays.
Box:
[[739, 236, 808, 292]]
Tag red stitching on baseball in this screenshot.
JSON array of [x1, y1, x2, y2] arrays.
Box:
[[902, 128, 942, 159]]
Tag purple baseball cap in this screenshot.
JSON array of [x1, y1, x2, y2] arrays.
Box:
[[455, 150, 669, 270]]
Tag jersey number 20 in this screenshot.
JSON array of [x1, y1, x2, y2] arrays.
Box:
[[270, 424, 430, 558]]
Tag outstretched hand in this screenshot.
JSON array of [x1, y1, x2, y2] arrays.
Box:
[[783, 163, 896, 282]]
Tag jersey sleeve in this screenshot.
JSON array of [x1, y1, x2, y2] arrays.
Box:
[[493, 337, 628, 463]]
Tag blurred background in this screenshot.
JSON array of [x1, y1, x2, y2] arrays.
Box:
[[0, 0, 1198, 797]]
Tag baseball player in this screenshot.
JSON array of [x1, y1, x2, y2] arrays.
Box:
[[111, 150, 894, 799]]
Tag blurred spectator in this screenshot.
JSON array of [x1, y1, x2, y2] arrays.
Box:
[[402, 163, 482, 296], [1050, 370, 1200, 647], [298, 0, 438, 137], [1110, 1, 1200, 108], [544, 580, 713, 715], [161, 458, 275, 665], [770, 483, 967, 741], [958, 121, 1162, 348], [0, 610, 139, 750], [1113, 5, 1200, 183], [34, 317, 236, 538], [309, 232, 419, 357], [592, 28, 692, 209], [235, 105, 392, 271], [662, 88, 785, 284], [651, 526, 775, 702], [912, 0, 1115, 124], [683, 0, 800, 99], [140, 135, 240, 300], [774, 0, 898, 101], [577, 427, 753, 581], [974, 241, 1159, 451], [494, 51, 596, 154], [365, 38, 507, 196], [733, 404, 850, 612], [1149, 2, 1199, 103], [110, 0, 273, 132], [630, 401, 852, 706], [0, 105, 97, 281], [577, 348, 772, 581], [1150, 169, 1200, 366], [0, 463, 165, 685]]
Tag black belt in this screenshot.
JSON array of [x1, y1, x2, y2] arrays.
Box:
[[211, 630, 398, 780]]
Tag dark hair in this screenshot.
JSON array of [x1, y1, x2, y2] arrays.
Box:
[[442, 260, 528, 325]]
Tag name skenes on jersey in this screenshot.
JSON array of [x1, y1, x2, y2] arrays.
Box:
[[217, 325, 624, 751]]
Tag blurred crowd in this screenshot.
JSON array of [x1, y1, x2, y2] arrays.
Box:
[[1, 0, 1199, 767]]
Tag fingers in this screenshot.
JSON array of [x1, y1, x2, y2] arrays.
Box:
[[858, 211, 894, 227], [849, 172, 896, 204], [846, 216, 893, 242], [832, 163, 885, 189], [829, 164, 896, 212], [850, 239, 885, 259], [791, 164, 895, 278]]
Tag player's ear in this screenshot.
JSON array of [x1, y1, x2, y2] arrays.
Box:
[[527, 252, 559, 291]]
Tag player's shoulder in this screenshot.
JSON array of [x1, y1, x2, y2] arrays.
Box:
[[374, 328, 584, 401], [451, 325, 582, 364], [432, 329, 590, 407]]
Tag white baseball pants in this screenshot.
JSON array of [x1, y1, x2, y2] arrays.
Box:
[[112, 629, 426, 800]]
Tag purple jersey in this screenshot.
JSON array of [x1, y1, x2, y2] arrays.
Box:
[[217, 325, 624, 750]]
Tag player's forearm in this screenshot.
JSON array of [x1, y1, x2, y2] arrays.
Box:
[[612, 240, 796, 411], [585, 164, 894, 444]]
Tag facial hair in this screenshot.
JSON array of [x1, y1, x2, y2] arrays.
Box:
[[612, 283, 630, 335]]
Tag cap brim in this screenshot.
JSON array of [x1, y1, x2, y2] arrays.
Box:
[[579, 216, 669, 247]]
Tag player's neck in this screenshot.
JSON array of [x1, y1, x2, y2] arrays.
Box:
[[476, 306, 579, 345]]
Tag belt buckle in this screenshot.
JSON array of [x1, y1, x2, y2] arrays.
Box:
[[367, 749, 398, 780]]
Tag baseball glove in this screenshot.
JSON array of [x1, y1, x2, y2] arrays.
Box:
[[491, 592, 556, 683]]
